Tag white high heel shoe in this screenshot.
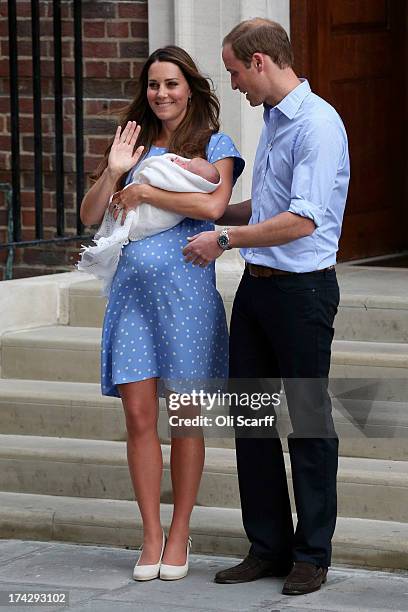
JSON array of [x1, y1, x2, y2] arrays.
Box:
[[159, 536, 192, 581], [132, 531, 166, 581]]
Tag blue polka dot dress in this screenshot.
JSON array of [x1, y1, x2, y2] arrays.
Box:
[[101, 133, 245, 397]]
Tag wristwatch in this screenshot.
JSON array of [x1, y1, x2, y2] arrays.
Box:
[[217, 227, 232, 250]]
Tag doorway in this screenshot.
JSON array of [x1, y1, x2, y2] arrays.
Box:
[[290, 0, 408, 261]]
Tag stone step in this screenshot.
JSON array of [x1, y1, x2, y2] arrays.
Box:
[[0, 379, 127, 441], [0, 379, 406, 460], [0, 491, 407, 570], [68, 267, 408, 343], [1, 326, 101, 383], [335, 294, 408, 343], [2, 325, 408, 383], [68, 279, 107, 328], [330, 340, 408, 377], [333, 266, 408, 343], [0, 434, 407, 522]]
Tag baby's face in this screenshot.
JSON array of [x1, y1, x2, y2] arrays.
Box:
[[172, 157, 204, 175], [186, 158, 204, 175], [171, 156, 219, 183], [172, 157, 190, 170]]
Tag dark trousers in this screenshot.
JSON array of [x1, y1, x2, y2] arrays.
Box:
[[229, 267, 340, 568]]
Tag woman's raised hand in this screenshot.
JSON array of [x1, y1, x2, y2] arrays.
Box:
[[108, 121, 144, 177]]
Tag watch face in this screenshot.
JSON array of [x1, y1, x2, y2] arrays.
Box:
[[218, 234, 229, 248]]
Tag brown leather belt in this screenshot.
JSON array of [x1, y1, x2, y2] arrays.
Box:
[[246, 263, 335, 278]]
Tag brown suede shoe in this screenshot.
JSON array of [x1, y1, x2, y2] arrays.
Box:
[[282, 561, 328, 595], [214, 555, 293, 584]]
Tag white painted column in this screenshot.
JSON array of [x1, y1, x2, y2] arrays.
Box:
[[148, 0, 175, 50]]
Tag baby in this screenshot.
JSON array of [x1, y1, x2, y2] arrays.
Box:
[[77, 153, 221, 294], [171, 156, 220, 184]]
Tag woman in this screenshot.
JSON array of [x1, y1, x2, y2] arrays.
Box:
[[80, 46, 244, 581]]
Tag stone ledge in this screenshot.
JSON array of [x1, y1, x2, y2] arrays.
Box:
[[0, 492, 407, 570], [0, 435, 407, 521]]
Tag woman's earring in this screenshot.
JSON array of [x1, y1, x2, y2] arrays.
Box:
[[188, 96, 192, 104]]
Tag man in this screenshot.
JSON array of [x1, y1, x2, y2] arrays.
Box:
[[183, 18, 349, 596]]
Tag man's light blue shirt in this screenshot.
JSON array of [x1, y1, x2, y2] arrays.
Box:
[[241, 79, 350, 272]]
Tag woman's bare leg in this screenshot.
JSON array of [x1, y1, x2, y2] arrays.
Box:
[[119, 378, 163, 564], [162, 395, 205, 565]]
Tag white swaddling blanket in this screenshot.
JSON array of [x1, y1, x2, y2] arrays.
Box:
[[77, 153, 220, 295]]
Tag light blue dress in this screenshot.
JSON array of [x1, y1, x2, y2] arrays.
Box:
[[101, 132, 245, 397]]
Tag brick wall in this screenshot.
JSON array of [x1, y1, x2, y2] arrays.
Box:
[[0, 0, 148, 279]]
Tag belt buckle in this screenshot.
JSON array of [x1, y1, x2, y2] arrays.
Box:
[[247, 263, 273, 278], [248, 263, 267, 278], [248, 264, 258, 277]]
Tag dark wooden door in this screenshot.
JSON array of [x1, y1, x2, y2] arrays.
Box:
[[291, 0, 407, 260]]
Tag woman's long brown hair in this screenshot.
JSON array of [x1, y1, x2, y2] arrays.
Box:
[[91, 46, 221, 190]]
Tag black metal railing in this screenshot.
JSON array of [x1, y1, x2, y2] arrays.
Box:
[[1, 0, 89, 256]]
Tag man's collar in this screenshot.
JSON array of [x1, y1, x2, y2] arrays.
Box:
[[263, 78, 311, 121]]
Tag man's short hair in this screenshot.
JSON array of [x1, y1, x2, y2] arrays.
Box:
[[223, 18, 294, 69]]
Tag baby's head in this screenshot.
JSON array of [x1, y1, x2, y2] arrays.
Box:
[[172, 156, 220, 184]]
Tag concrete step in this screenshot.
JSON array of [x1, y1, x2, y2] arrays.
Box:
[[1, 326, 101, 383], [335, 294, 408, 343], [2, 325, 408, 382], [0, 491, 407, 570], [0, 379, 126, 441], [68, 266, 408, 343], [0, 434, 407, 522], [68, 279, 107, 328], [330, 340, 408, 377], [0, 379, 406, 460], [333, 266, 408, 342]]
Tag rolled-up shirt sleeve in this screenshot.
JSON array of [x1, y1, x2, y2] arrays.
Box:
[[289, 120, 343, 227]]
